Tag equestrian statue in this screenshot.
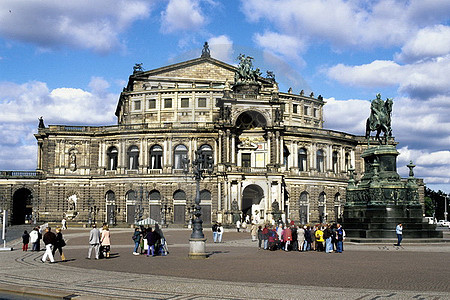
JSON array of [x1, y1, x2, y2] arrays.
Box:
[[365, 93, 393, 145]]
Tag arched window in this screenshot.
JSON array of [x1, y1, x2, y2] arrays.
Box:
[[173, 190, 186, 200], [344, 153, 350, 172], [316, 149, 324, 172], [235, 110, 267, 130], [126, 190, 137, 203], [106, 190, 115, 203], [173, 144, 188, 169], [149, 190, 161, 201], [332, 151, 339, 173], [127, 146, 139, 170], [150, 145, 163, 169], [107, 146, 118, 170], [334, 193, 341, 222], [283, 145, 290, 168], [318, 192, 326, 223], [298, 148, 307, 171], [198, 144, 213, 169], [200, 190, 211, 201], [299, 191, 309, 224]]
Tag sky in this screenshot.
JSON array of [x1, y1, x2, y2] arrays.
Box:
[[0, 0, 449, 194]]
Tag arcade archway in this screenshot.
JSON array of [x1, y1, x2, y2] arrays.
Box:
[[12, 188, 33, 225], [241, 184, 264, 221]]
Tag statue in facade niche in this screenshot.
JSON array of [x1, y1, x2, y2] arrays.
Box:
[[234, 54, 261, 84], [365, 93, 393, 144], [69, 151, 77, 171]]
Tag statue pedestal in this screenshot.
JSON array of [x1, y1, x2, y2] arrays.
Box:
[[189, 238, 207, 259], [343, 144, 443, 241]]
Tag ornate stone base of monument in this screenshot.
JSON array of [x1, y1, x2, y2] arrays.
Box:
[[342, 144, 443, 241], [189, 238, 208, 259]]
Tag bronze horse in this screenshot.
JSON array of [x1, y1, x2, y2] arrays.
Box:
[[365, 97, 393, 144]]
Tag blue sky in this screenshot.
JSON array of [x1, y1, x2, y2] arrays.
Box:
[[0, 0, 449, 193]]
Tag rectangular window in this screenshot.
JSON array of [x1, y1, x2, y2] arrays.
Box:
[[164, 98, 172, 108], [198, 98, 207, 108], [293, 104, 298, 114], [242, 153, 251, 167], [314, 108, 318, 117], [180, 98, 190, 108], [134, 101, 141, 110], [148, 99, 156, 109], [304, 106, 309, 115]]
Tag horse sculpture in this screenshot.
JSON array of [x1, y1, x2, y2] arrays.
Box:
[[365, 94, 393, 145]]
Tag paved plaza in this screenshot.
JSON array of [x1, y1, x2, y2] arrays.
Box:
[[1, 226, 449, 299]]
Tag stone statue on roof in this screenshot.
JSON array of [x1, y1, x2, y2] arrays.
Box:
[[133, 63, 144, 73], [235, 54, 261, 84], [201, 42, 211, 58]]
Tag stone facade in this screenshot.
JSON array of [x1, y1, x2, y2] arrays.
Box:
[[1, 52, 409, 226]]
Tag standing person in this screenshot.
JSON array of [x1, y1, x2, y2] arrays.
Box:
[[100, 225, 111, 258], [315, 226, 324, 252], [236, 219, 241, 232], [212, 222, 218, 243], [87, 224, 101, 259], [291, 225, 298, 251], [324, 224, 333, 253], [262, 225, 269, 250], [217, 223, 224, 243], [336, 224, 344, 253], [304, 226, 312, 251], [395, 223, 403, 246], [30, 228, 39, 251], [146, 227, 158, 257], [41, 227, 56, 263], [132, 228, 141, 255], [22, 230, 30, 251], [36, 226, 42, 252], [154, 224, 168, 256], [283, 226, 292, 251], [61, 217, 67, 230], [52, 228, 66, 261], [250, 223, 257, 242], [257, 226, 263, 249], [297, 225, 305, 251]]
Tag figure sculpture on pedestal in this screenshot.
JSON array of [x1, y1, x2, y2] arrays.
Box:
[[365, 93, 393, 144]]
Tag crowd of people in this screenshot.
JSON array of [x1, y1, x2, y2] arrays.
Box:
[[255, 222, 346, 253], [131, 224, 168, 257]]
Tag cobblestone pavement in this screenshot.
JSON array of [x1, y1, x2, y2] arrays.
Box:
[[1, 227, 449, 299]]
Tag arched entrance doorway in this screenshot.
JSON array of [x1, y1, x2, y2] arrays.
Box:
[[241, 184, 264, 223], [12, 188, 33, 225]]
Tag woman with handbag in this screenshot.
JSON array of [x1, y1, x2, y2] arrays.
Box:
[[52, 227, 66, 261]]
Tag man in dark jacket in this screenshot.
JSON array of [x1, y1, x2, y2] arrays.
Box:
[[146, 227, 160, 257], [41, 227, 56, 263]]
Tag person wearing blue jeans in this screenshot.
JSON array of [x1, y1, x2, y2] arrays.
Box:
[[395, 223, 403, 246], [212, 222, 218, 243], [336, 224, 344, 253], [132, 228, 141, 255]]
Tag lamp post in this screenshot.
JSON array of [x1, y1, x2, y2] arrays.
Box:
[[445, 194, 448, 222], [87, 197, 93, 226], [31, 195, 39, 225], [184, 149, 213, 259]]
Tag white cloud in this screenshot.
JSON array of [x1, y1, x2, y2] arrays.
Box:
[[0, 0, 151, 53], [161, 0, 206, 33], [327, 56, 450, 99], [0, 80, 118, 170], [241, 0, 450, 50], [208, 35, 233, 63], [395, 25, 450, 63], [323, 97, 369, 135], [254, 31, 306, 66]]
